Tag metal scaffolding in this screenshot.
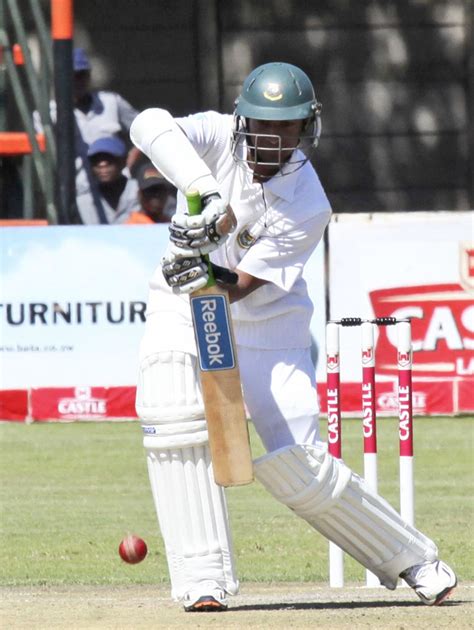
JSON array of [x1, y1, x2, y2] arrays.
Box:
[[0, 0, 60, 223]]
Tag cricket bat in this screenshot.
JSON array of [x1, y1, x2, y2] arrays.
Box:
[[186, 189, 253, 487]]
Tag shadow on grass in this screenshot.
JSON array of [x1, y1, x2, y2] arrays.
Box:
[[231, 599, 462, 612]]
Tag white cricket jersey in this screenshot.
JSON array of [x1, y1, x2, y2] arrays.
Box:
[[76, 177, 139, 224], [146, 111, 331, 351]]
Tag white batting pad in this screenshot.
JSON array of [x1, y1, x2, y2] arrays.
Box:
[[137, 350, 238, 600], [136, 351, 208, 449], [254, 443, 438, 590], [147, 445, 239, 600]]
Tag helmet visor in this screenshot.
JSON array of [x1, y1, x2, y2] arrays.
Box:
[[231, 115, 321, 177]]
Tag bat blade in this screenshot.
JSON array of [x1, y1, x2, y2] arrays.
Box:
[[185, 188, 252, 486], [190, 284, 253, 486]]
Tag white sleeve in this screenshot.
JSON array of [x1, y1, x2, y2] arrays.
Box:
[[237, 209, 331, 292], [129, 108, 219, 197], [174, 111, 230, 162]]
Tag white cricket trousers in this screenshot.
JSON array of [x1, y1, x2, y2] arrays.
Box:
[[237, 345, 320, 452]]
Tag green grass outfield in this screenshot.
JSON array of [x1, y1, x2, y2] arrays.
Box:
[[0, 417, 472, 587]]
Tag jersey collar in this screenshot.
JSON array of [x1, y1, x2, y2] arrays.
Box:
[[261, 149, 305, 202]]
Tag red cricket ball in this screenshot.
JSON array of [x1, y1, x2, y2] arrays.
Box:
[[118, 534, 148, 564]]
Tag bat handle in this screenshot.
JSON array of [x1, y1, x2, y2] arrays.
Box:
[[186, 189, 202, 216], [185, 189, 216, 287]]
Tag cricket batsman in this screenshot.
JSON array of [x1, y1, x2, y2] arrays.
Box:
[[129, 62, 457, 611]]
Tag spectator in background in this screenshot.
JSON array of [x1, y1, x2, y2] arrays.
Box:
[[76, 137, 138, 224], [125, 162, 176, 224], [34, 48, 141, 223]]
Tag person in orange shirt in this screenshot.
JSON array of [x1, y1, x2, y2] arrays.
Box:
[[125, 162, 176, 224]]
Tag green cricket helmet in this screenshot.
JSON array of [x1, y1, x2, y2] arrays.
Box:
[[231, 62, 322, 175]]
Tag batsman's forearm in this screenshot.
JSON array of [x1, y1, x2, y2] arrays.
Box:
[[221, 269, 268, 303]]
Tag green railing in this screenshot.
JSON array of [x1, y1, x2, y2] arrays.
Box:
[[0, 0, 57, 222]]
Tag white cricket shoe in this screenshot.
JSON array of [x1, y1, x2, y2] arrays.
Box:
[[401, 559, 457, 605], [183, 580, 228, 612]]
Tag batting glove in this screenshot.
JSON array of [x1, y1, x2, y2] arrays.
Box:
[[161, 250, 239, 295], [161, 250, 209, 294], [168, 193, 236, 256]]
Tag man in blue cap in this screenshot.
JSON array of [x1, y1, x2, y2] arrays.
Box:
[[34, 48, 141, 223], [76, 136, 139, 224]]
